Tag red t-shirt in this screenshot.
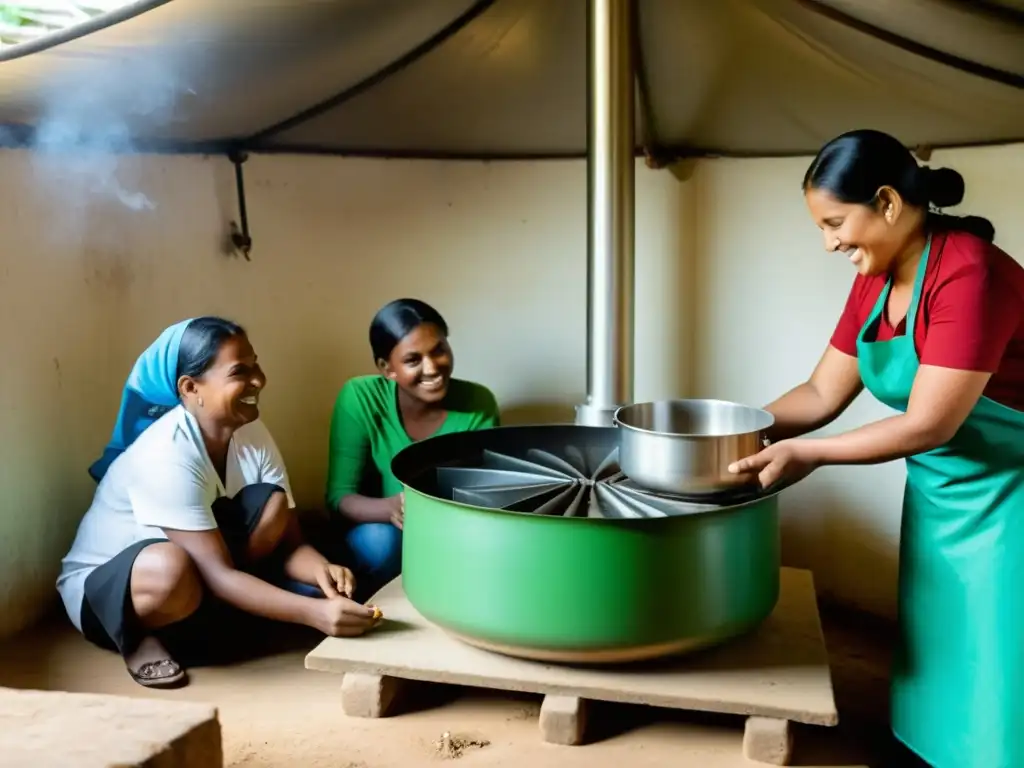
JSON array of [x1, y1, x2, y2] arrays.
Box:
[[830, 229, 1024, 412]]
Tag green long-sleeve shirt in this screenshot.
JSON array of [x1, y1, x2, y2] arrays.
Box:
[[326, 375, 500, 509]]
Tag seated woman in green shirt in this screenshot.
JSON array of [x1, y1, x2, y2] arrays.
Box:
[[325, 298, 499, 595]]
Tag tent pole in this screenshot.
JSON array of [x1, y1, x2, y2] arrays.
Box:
[[576, 0, 636, 427]]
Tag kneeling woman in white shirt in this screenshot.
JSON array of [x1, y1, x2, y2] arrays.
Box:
[[57, 316, 377, 689]]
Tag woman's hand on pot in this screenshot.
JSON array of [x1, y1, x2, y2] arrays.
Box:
[[315, 563, 356, 599], [728, 439, 820, 489], [389, 493, 404, 530]]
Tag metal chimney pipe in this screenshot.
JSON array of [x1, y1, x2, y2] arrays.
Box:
[[575, 0, 636, 427]]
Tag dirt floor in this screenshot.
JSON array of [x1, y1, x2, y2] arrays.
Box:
[[0, 605, 904, 767]]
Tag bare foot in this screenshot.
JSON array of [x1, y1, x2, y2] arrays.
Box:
[[124, 635, 188, 688]]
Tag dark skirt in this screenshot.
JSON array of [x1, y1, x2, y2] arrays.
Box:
[[79, 483, 312, 664]]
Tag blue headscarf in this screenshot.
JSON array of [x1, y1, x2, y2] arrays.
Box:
[[88, 318, 195, 482]]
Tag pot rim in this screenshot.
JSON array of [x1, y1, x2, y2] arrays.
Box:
[[613, 398, 775, 439]]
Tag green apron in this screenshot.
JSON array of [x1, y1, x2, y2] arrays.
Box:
[[856, 234, 1024, 767]]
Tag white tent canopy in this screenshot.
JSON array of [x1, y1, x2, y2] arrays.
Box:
[[0, 0, 1021, 159]]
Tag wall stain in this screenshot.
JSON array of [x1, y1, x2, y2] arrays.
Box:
[[81, 246, 136, 296], [53, 357, 62, 390]]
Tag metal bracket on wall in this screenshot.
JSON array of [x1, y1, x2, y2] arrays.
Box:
[[913, 145, 934, 162], [228, 149, 252, 260]]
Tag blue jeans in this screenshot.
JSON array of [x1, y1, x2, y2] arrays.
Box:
[[291, 517, 402, 602], [345, 523, 403, 599]]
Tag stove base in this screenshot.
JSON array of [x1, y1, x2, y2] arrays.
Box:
[[442, 616, 766, 664], [445, 628, 721, 665], [306, 567, 839, 761]]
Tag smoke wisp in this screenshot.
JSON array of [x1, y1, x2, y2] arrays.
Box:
[[25, 42, 202, 223]]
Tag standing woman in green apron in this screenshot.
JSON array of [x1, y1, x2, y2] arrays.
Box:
[[730, 129, 1024, 767]]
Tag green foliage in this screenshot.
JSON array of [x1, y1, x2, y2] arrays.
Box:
[[0, 2, 121, 48], [0, 6, 32, 28]]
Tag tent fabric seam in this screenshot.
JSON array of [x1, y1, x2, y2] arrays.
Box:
[[797, 0, 1024, 88]]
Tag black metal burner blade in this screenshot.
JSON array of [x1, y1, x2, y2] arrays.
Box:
[[436, 444, 734, 519]]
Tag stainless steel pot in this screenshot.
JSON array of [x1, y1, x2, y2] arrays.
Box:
[[613, 399, 774, 496]]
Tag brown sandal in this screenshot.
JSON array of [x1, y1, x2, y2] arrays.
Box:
[[127, 658, 188, 689]]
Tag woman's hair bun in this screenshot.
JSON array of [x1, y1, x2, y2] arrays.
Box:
[[920, 166, 965, 209]]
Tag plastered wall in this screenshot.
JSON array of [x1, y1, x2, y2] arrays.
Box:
[[0, 142, 1019, 638]]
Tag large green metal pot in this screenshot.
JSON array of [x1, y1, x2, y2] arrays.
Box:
[[392, 425, 781, 664]]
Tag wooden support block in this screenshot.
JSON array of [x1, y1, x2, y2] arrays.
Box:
[[539, 694, 587, 746], [743, 716, 793, 765], [340, 672, 404, 718]]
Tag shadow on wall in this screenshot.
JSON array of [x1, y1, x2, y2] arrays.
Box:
[[499, 401, 578, 426], [779, 474, 901, 618], [252, 329, 374, 510]]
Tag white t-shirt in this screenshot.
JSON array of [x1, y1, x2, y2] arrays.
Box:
[[57, 405, 295, 632]]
